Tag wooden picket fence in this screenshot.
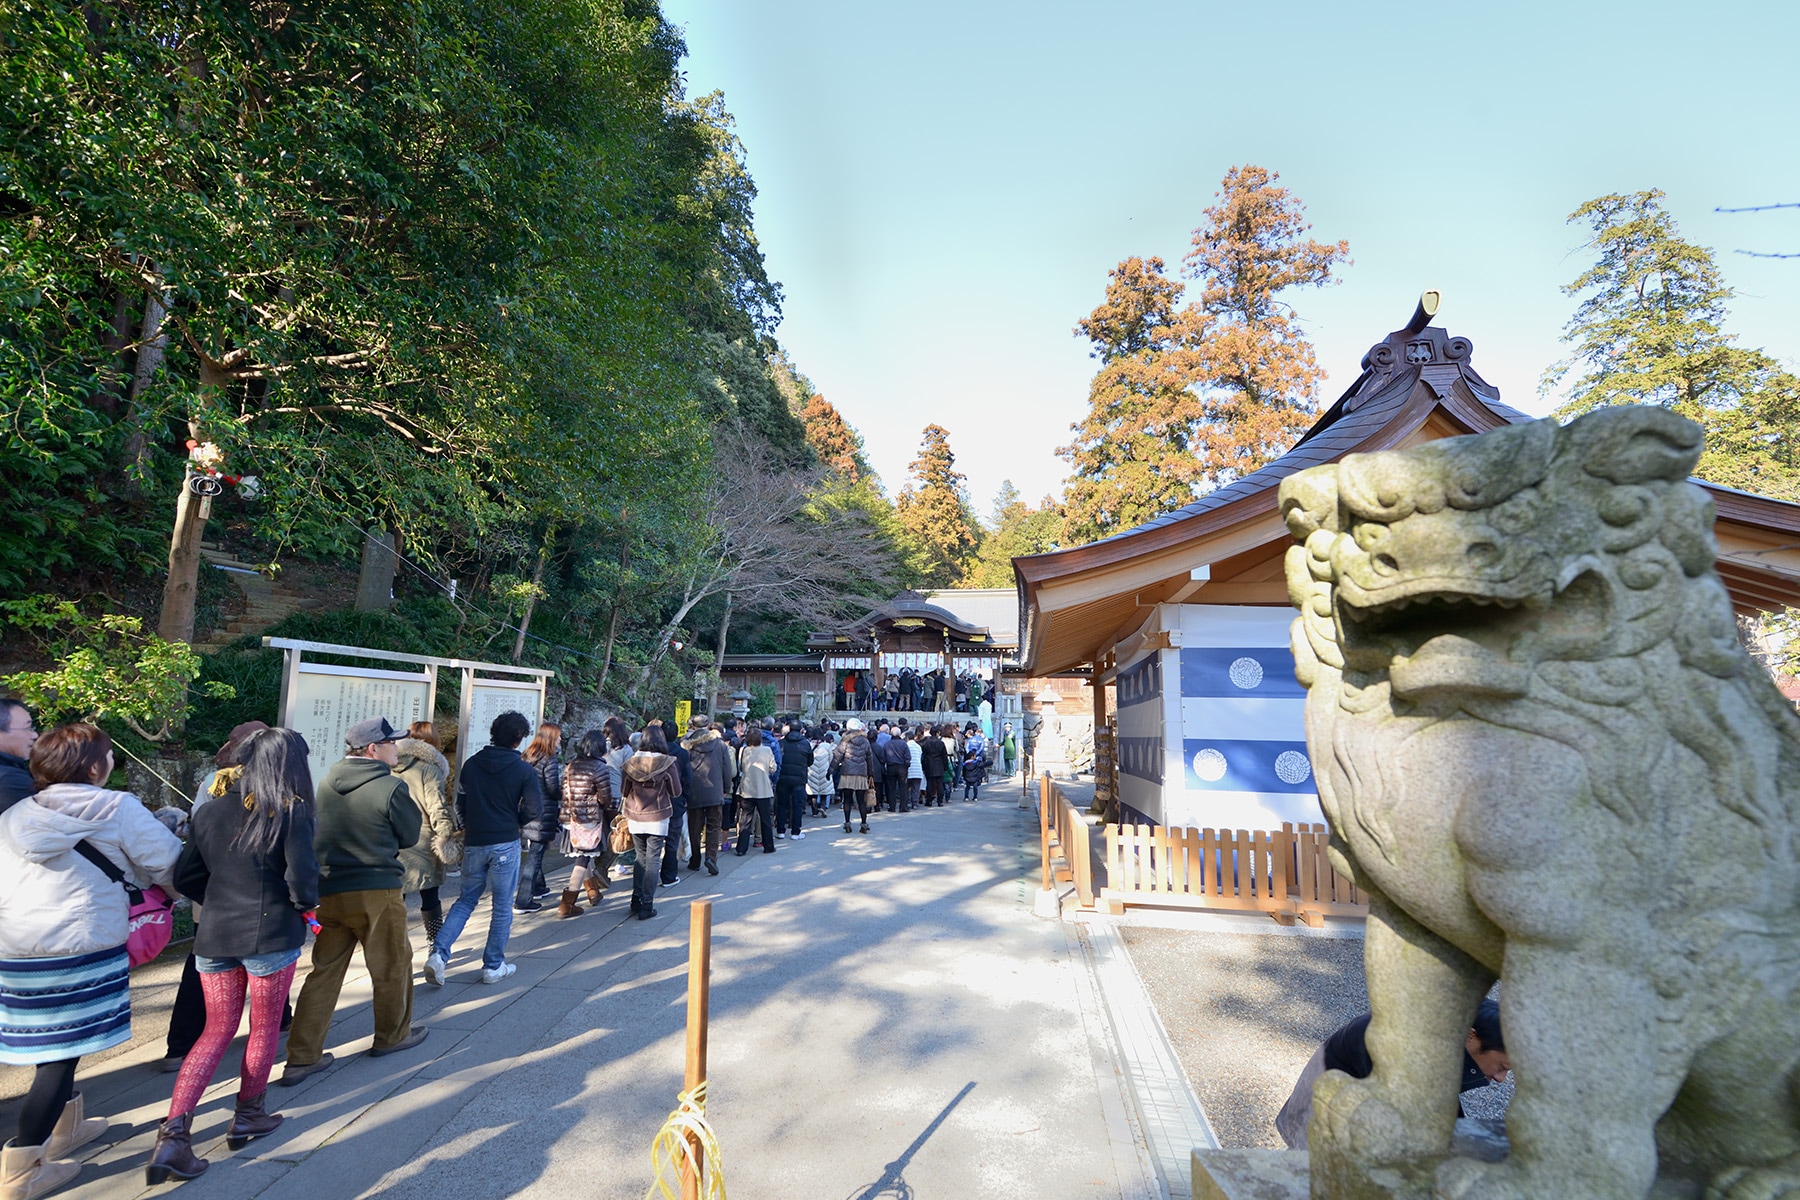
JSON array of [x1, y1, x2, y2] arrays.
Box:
[[1098, 821, 1367, 926], [1038, 773, 1096, 909]]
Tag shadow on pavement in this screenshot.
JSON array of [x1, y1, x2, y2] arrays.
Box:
[[845, 1080, 976, 1200]]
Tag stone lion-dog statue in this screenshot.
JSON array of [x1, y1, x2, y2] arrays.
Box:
[[1279, 405, 1800, 1200]]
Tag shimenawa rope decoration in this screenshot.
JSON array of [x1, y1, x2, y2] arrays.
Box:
[[644, 1080, 725, 1200]]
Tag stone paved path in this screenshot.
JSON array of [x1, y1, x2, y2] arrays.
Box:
[[2, 796, 1153, 1199]]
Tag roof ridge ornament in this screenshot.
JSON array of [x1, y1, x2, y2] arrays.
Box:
[[1348, 289, 1483, 411]]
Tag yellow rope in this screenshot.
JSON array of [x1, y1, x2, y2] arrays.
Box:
[[645, 1080, 726, 1200]]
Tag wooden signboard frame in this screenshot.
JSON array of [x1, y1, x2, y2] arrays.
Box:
[[267, 638, 553, 776]]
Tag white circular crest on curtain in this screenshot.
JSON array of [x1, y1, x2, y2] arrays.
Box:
[[1227, 656, 1264, 689], [1192, 748, 1228, 782], [1274, 751, 1312, 785]]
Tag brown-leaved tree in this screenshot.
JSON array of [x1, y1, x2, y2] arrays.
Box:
[[1060, 165, 1348, 544]]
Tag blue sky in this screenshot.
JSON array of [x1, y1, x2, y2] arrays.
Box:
[[662, 0, 1800, 518]]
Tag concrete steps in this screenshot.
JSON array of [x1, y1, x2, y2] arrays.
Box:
[[197, 548, 325, 650]]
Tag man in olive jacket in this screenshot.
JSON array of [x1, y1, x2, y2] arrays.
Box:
[[282, 717, 427, 1084], [680, 717, 732, 875]]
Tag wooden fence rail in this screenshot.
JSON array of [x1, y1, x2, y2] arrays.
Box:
[[1038, 773, 1096, 910], [1099, 821, 1366, 926]]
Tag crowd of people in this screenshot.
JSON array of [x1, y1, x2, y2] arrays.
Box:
[[0, 697, 1016, 1198], [834, 667, 991, 714]]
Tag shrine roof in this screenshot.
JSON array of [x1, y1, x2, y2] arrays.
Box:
[[1014, 295, 1800, 675]]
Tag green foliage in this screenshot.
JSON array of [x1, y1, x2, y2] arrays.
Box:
[[1, 596, 233, 741], [1546, 191, 1800, 502], [1, 0, 858, 732], [746, 682, 777, 720], [966, 482, 1063, 587]]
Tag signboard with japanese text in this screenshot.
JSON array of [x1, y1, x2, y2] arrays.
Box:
[[288, 664, 433, 786], [459, 676, 546, 765]]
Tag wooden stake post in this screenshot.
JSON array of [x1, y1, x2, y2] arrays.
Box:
[[682, 901, 713, 1200]]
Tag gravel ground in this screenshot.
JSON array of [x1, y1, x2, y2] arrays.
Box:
[[1119, 926, 1513, 1148]]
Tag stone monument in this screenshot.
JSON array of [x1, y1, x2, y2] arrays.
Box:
[[1238, 405, 1800, 1200]]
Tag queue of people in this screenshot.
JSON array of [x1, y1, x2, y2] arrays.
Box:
[[0, 699, 1009, 1198], [834, 668, 990, 714]]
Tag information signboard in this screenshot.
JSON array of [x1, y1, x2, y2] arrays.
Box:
[[268, 637, 552, 787], [288, 663, 433, 785], [459, 675, 546, 765], [674, 700, 692, 737]]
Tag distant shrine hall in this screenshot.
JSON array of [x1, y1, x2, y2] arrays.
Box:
[[714, 589, 1058, 726]]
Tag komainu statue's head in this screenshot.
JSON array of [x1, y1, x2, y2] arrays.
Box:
[[1279, 406, 1743, 701]]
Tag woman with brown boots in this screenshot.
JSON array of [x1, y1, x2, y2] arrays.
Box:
[[149, 728, 319, 1184], [556, 730, 616, 918]]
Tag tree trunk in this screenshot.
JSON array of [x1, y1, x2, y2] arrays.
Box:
[[627, 580, 714, 702], [355, 528, 398, 612], [706, 591, 734, 718], [157, 457, 209, 644], [124, 285, 168, 476], [597, 538, 631, 694], [511, 528, 554, 664]]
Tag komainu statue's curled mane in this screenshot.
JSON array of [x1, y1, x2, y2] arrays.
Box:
[[1279, 404, 1800, 1200]]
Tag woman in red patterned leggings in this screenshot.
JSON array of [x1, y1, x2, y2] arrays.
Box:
[[149, 729, 320, 1185]]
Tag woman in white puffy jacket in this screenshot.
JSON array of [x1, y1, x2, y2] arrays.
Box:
[[0, 723, 180, 1199]]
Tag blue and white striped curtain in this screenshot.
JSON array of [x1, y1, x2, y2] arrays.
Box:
[[1169, 607, 1325, 832]]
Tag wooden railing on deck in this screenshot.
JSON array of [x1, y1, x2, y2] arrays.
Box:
[[1038, 773, 1095, 909], [1099, 821, 1367, 926]]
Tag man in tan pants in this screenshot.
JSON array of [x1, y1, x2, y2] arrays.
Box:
[[281, 718, 429, 1084]]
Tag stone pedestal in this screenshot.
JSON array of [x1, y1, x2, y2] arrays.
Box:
[[1192, 1122, 1710, 1200], [1192, 1121, 1509, 1200]]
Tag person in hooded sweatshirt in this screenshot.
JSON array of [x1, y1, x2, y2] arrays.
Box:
[[0, 698, 39, 813], [282, 717, 427, 1087], [679, 716, 731, 875], [424, 711, 540, 987], [0, 723, 180, 1200], [620, 724, 682, 919]]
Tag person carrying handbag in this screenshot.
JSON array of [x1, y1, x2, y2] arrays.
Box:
[[0, 722, 181, 1200], [619, 724, 682, 920], [558, 730, 617, 918]]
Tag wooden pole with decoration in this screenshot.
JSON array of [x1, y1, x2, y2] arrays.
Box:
[[682, 901, 712, 1200]]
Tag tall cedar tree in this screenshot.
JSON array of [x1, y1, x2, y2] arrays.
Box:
[[1060, 166, 1348, 544], [1544, 191, 1800, 502], [801, 393, 868, 480], [895, 425, 980, 587], [1059, 257, 1204, 540]]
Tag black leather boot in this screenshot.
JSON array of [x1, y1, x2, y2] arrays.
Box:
[[145, 1113, 208, 1184], [225, 1091, 283, 1150]]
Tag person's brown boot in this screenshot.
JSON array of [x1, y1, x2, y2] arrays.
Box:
[[144, 1113, 207, 1185], [582, 876, 604, 905], [1, 1140, 79, 1200], [225, 1091, 283, 1151], [557, 890, 584, 919]]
